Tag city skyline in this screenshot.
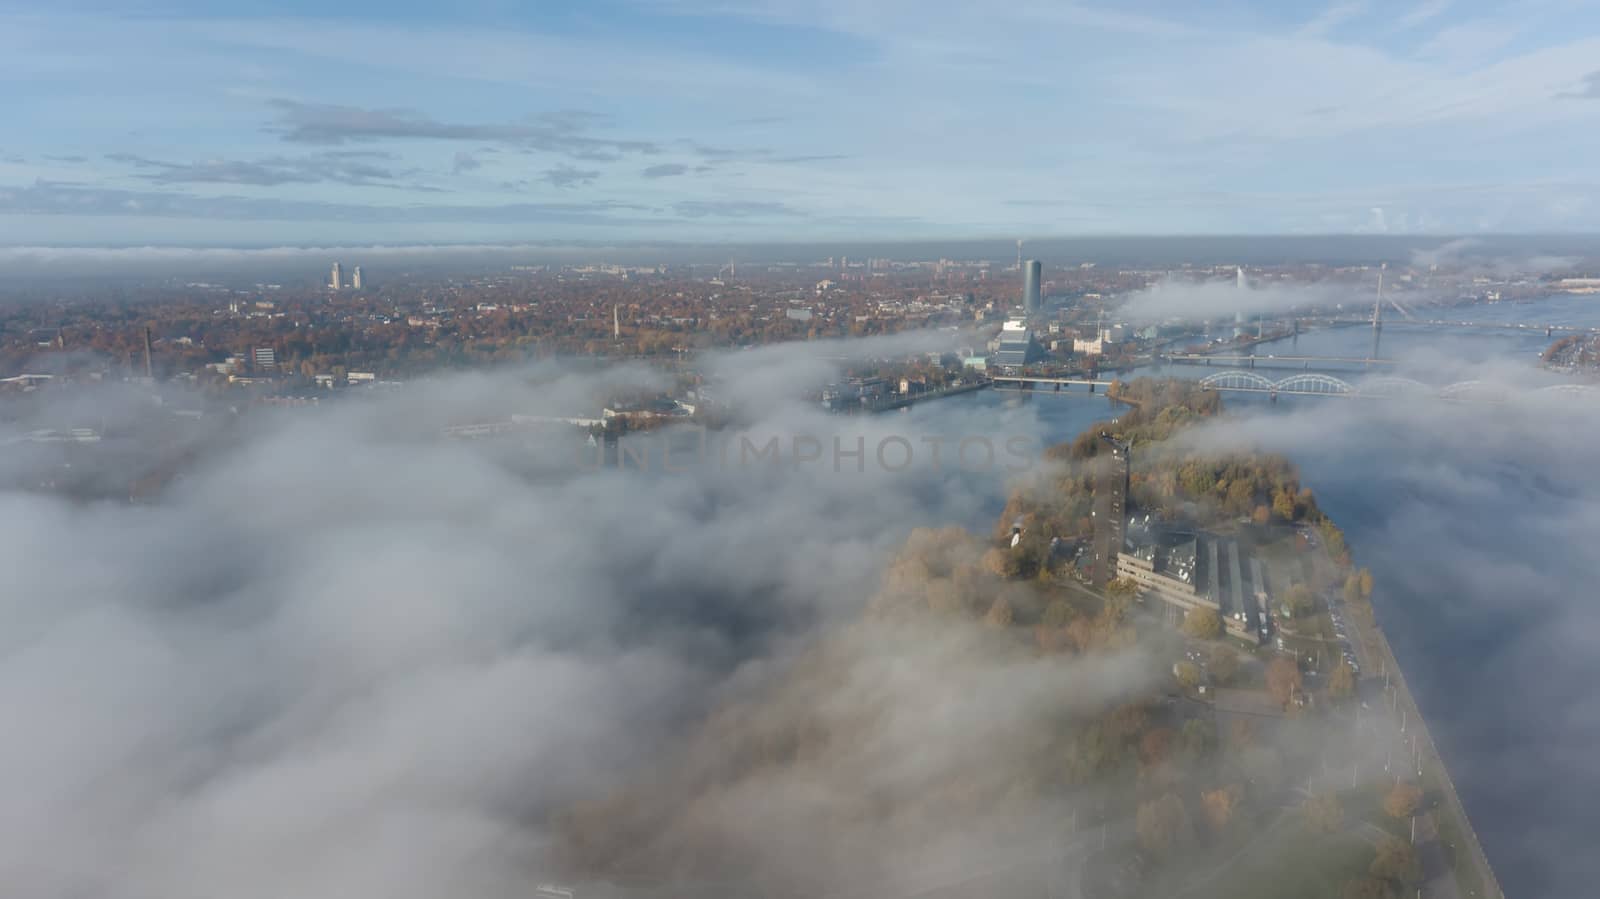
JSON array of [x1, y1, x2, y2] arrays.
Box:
[[4, 0, 1600, 246]]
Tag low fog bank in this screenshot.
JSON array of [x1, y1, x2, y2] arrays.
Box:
[[0, 339, 1060, 899], [1118, 279, 1353, 322], [1173, 393, 1600, 898]]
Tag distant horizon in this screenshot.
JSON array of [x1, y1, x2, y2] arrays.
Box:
[[2, 233, 1596, 283], [7, 2, 1600, 242], [6, 230, 1600, 251]]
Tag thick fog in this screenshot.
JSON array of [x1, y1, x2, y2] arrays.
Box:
[[3, 326, 1592, 897], [1117, 278, 1354, 322], [0, 336, 1094, 899], [1174, 375, 1600, 898]]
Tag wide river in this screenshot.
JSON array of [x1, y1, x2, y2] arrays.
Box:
[[896, 294, 1600, 897]]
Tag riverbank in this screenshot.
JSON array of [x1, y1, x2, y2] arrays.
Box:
[[864, 378, 989, 412], [1355, 613, 1503, 898]]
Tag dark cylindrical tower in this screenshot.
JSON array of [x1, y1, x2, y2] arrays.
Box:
[[1023, 259, 1042, 315]]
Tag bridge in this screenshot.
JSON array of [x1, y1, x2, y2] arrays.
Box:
[[1163, 353, 1395, 370], [1326, 316, 1600, 336], [988, 374, 1116, 392], [1195, 369, 1598, 402]]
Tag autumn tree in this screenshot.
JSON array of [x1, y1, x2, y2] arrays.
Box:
[[1106, 576, 1139, 602], [1174, 661, 1202, 689], [1200, 784, 1243, 832], [1369, 836, 1422, 887], [1182, 607, 1222, 639], [1036, 597, 1075, 650], [1227, 718, 1258, 751], [1282, 583, 1316, 618], [984, 596, 1014, 629], [1343, 574, 1363, 604], [1272, 489, 1297, 521], [1208, 645, 1240, 685], [1266, 656, 1303, 708], [1135, 792, 1192, 857], [1342, 876, 1396, 899], [1139, 727, 1175, 768], [1302, 791, 1344, 834], [1383, 782, 1424, 820], [1328, 661, 1357, 700], [982, 547, 1022, 579]]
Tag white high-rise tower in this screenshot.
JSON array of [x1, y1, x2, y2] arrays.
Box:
[[330, 262, 343, 291], [352, 266, 363, 290], [1236, 266, 1246, 290]]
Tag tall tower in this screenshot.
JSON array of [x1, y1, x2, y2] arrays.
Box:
[[1236, 266, 1246, 290], [352, 266, 363, 290], [142, 327, 154, 381], [330, 262, 343, 291], [1016, 239, 1024, 272], [613, 304, 621, 340], [1371, 263, 1386, 360], [1023, 259, 1042, 315]]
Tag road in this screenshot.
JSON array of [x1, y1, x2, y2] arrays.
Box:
[[1338, 589, 1494, 899]]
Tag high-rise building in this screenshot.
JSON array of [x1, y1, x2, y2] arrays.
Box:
[[352, 266, 363, 290], [253, 347, 277, 370], [1091, 435, 1130, 588], [330, 262, 343, 291], [1023, 259, 1042, 315]]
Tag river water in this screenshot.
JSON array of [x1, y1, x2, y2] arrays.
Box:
[[912, 294, 1600, 897]]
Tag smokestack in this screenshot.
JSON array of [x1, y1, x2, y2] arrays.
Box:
[[143, 327, 154, 381]]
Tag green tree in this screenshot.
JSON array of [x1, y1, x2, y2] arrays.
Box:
[[1182, 607, 1222, 639], [1328, 661, 1357, 700], [1383, 782, 1424, 820], [1302, 791, 1344, 834], [1179, 719, 1216, 757], [1369, 836, 1422, 887]]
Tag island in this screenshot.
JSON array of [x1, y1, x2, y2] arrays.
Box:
[[552, 379, 1501, 899]]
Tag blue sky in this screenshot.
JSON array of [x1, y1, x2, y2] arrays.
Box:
[[3, 0, 1600, 245]]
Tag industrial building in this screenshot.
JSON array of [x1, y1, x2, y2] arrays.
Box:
[[1116, 520, 1272, 643]]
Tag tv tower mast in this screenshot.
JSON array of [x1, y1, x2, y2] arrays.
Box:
[[1372, 263, 1385, 361]]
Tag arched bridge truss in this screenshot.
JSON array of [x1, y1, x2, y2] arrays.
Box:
[[1197, 370, 1598, 403]]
